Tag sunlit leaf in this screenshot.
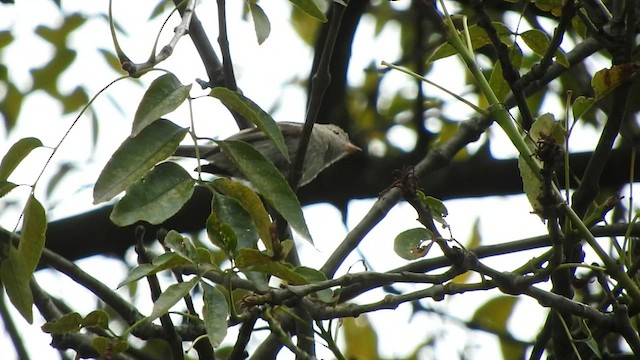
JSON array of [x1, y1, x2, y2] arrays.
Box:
[[215, 140, 312, 242], [0, 137, 43, 181], [209, 88, 288, 160], [93, 119, 188, 204], [18, 195, 47, 274], [202, 282, 228, 347], [110, 162, 194, 226], [394, 227, 434, 260], [147, 276, 199, 323], [132, 73, 191, 136]]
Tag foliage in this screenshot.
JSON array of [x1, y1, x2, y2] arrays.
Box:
[[2, 0, 640, 359]]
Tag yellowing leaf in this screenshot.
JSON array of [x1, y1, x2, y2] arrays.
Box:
[[592, 64, 640, 100], [343, 315, 379, 360]]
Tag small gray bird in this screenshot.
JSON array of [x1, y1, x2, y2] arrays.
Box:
[[175, 122, 360, 186]]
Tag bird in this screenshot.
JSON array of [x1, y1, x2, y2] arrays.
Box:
[[174, 122, 360, 187]]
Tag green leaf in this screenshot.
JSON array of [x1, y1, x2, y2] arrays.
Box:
[[213, 178, 271, 251], [116, 263, 155, 289], [518, 154, 542, 215], [116, 253, 194, 289], [520, 29, 569, 68], [429, 22, 512, 62], [294, 266, 333, 302], [41, 312, 83, 333], [572, 96, 595, 120], [488, 44, 523, 103], [209, 88, 288, 161], [248, 3, 271, 44], [420, 194, 449, 227], [1, 246, 33, 323], [92, 336, 129, 357], [206, 197, 239, 257], [236, 248, 308, 284], [592, 64, 640, 100], [471, 296, 525, 360], [0, 181, 18, 198], [288, 0, 327, 22], [93, 119, 188, 204], [393, 227, 434, 260], [0, 137, 43, 181], [164, 230, 198, 264], [132, 73, 191, 136], [215, 140, 312, 242], [110, 162, 194, 226], [201, 282, 229, 348], [82, 310, 110, 329], [520, 29, 550, 57], [18, 195, 47, 275], [148, 276, 199, 323]]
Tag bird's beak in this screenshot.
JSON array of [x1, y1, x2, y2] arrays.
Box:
[[345, 142, 361, 153]]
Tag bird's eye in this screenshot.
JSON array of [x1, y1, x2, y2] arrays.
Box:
[[332, 129, 340, 135]]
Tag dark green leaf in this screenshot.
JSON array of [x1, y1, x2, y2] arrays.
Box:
[[110, 162, 194, 226], [209, 88, 288, 161], [202, 282, 228, 347], [0, 137, 43, 181], [18, 195, 47, 275], [148, 276, 199, 323], [249, 3, 271, 44], [93, 119, 188, 204], [132, 73, 191, 136], [393, 228, 434, 260], [215, 140, 312, 242]]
